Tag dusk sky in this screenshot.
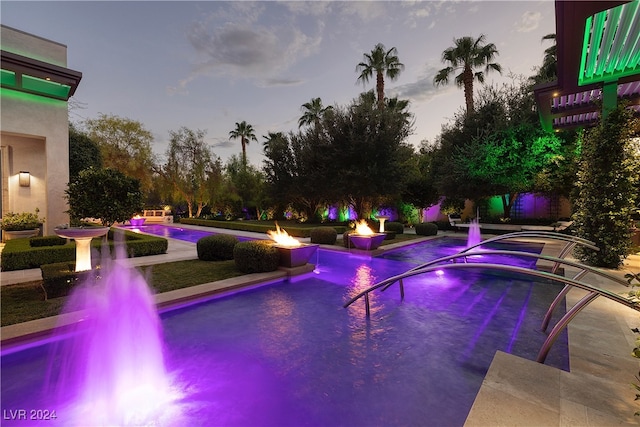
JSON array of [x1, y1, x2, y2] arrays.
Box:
[[2, 1, 556, 167]]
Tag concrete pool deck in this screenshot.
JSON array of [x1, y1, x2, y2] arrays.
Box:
[[1, 225, 639, 425]]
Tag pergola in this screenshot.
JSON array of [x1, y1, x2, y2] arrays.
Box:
[[534, 0, 640, 131]]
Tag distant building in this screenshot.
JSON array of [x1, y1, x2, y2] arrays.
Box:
[[1, 25, 82, 235]]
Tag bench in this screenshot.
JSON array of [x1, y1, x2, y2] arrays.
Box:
[[141, 210, 173, 224]]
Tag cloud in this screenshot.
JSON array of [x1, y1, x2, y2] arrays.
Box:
[[389, 65, 455, 102], [516, 11, 542, 33], [259, 77, 304, 87], [169, 6, 322, 93]]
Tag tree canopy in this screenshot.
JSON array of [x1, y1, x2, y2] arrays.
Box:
[[434, 34, 502, 115], [356, 43, 404, 109]]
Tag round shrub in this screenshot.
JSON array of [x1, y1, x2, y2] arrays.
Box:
[[385, 222, 404, 234], [197, 234, 239, 261], [310, 227, 338, 245], [233, 240, 280, 273], [415, 222, 438, 236]]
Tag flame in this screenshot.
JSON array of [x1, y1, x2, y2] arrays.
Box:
[[133, 214, 142, 219], [268, 222, 301, 247], [354, 219, 374, 235]]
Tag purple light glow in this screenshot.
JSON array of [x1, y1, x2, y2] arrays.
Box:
[[45, 244, 175, 425]]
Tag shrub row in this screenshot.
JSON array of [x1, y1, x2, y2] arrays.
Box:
[[233, 240, 280, 273], [385, 221, 404, 234], [197, 234, 239, 261], [310, 228, 337, 245], [180, 218, 347, 238], [40, 262, 101, 299], [1, 229, 168, 271]]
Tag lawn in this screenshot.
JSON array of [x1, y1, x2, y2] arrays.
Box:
[[1, 259, 244, 326]]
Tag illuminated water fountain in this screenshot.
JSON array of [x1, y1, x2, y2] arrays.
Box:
[[46, 239, 173, 425], [268, 223, 318, 268], [467, 219, 482, 248], [54, 227, 109, 271], [348, 219, 386, 250]]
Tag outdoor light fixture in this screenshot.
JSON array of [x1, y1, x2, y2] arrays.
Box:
[[19, 171, 30, 187]]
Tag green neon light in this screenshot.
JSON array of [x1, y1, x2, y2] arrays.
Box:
[[579, 0, 640, 86], [1, 69, 16, 87], [0, 86, 67, 106], [596, 6, 621, 76], [22, 74, 70, 98]]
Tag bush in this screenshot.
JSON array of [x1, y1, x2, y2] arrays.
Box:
[[233, 240, 280, 273], [385, 222, 404, 234], [180, 218, 347, 237], [310, 227, 337, 245], [197, 234, 239, 261], [415, 222, 438, 236], [40, 262, 99, 299], [29, 236, 67, 247]]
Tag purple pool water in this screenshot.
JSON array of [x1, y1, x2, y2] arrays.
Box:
[[120, 224, 253, 244], [1, 238, 568, 426]]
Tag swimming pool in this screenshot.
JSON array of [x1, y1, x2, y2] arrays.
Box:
[[120, 224, 254, 244], [0, 238, 568, 426]]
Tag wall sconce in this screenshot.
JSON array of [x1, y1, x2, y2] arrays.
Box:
[[19, 171, 30, 187]]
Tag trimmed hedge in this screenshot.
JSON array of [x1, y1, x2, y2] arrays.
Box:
[[40, 262, 100, 298], [310, 227, 337, 245], [1, 229, 168, 271], [180, 218, 347, 238], [197, 234, 239, 261], [233, 240, 280, 273], [342, 230, 355, 248], [384, 231, 396, 240], [29, 236, 67, 247], [385, 222, 404, 234], [415, 222, 439, 236]]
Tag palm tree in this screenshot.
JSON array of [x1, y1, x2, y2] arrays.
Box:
[[433, 34, 502, 115], [229, 120, 257, 167], [531, 33, 557, 84], [356, 43, 404, 108], [298, 97, 333, 128]]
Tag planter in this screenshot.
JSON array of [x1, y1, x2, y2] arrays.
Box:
[[348, 233, 386, 250], [274, 244, 319, 268], [2, 228, 39, 242]]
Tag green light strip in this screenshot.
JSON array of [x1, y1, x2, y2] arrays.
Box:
[[22, 74, 70, 98], [597, 6, 621, 76], [585, 12, 606, 79], [579, 16, 592, 84], [1, 69, 16, 87], [0, 86, 67, 106]]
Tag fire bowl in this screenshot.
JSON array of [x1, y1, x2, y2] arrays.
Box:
[[130, 217, 146, 227], [273, 243, 319, 268], [348, 233, 387, 250]]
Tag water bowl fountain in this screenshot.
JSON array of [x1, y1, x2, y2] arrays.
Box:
[[129, 215, 146, 227], [54, 226, 109, 271], [268, 223, 318, 268], [348, 220, 386, 250]]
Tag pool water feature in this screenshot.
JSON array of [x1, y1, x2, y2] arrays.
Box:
[[1, 238, 568, 426]]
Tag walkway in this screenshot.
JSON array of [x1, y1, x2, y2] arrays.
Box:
[[1, 225, 639, 425]]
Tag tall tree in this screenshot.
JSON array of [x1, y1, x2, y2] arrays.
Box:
[[83, 113, 156, 192], [298, 97, 333, 128], [356, 43, 404, 108], [69, 124, 102, 180], [228, 121, 257, 168], [433, 34, 502, 115], [161, 127, 218, 218], [530, 33, 557, 84]]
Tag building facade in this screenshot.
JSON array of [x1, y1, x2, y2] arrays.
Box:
[[1, 25, 82, 235]]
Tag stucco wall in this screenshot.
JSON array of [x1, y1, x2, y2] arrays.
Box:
[[1, 26, 71, 235]]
